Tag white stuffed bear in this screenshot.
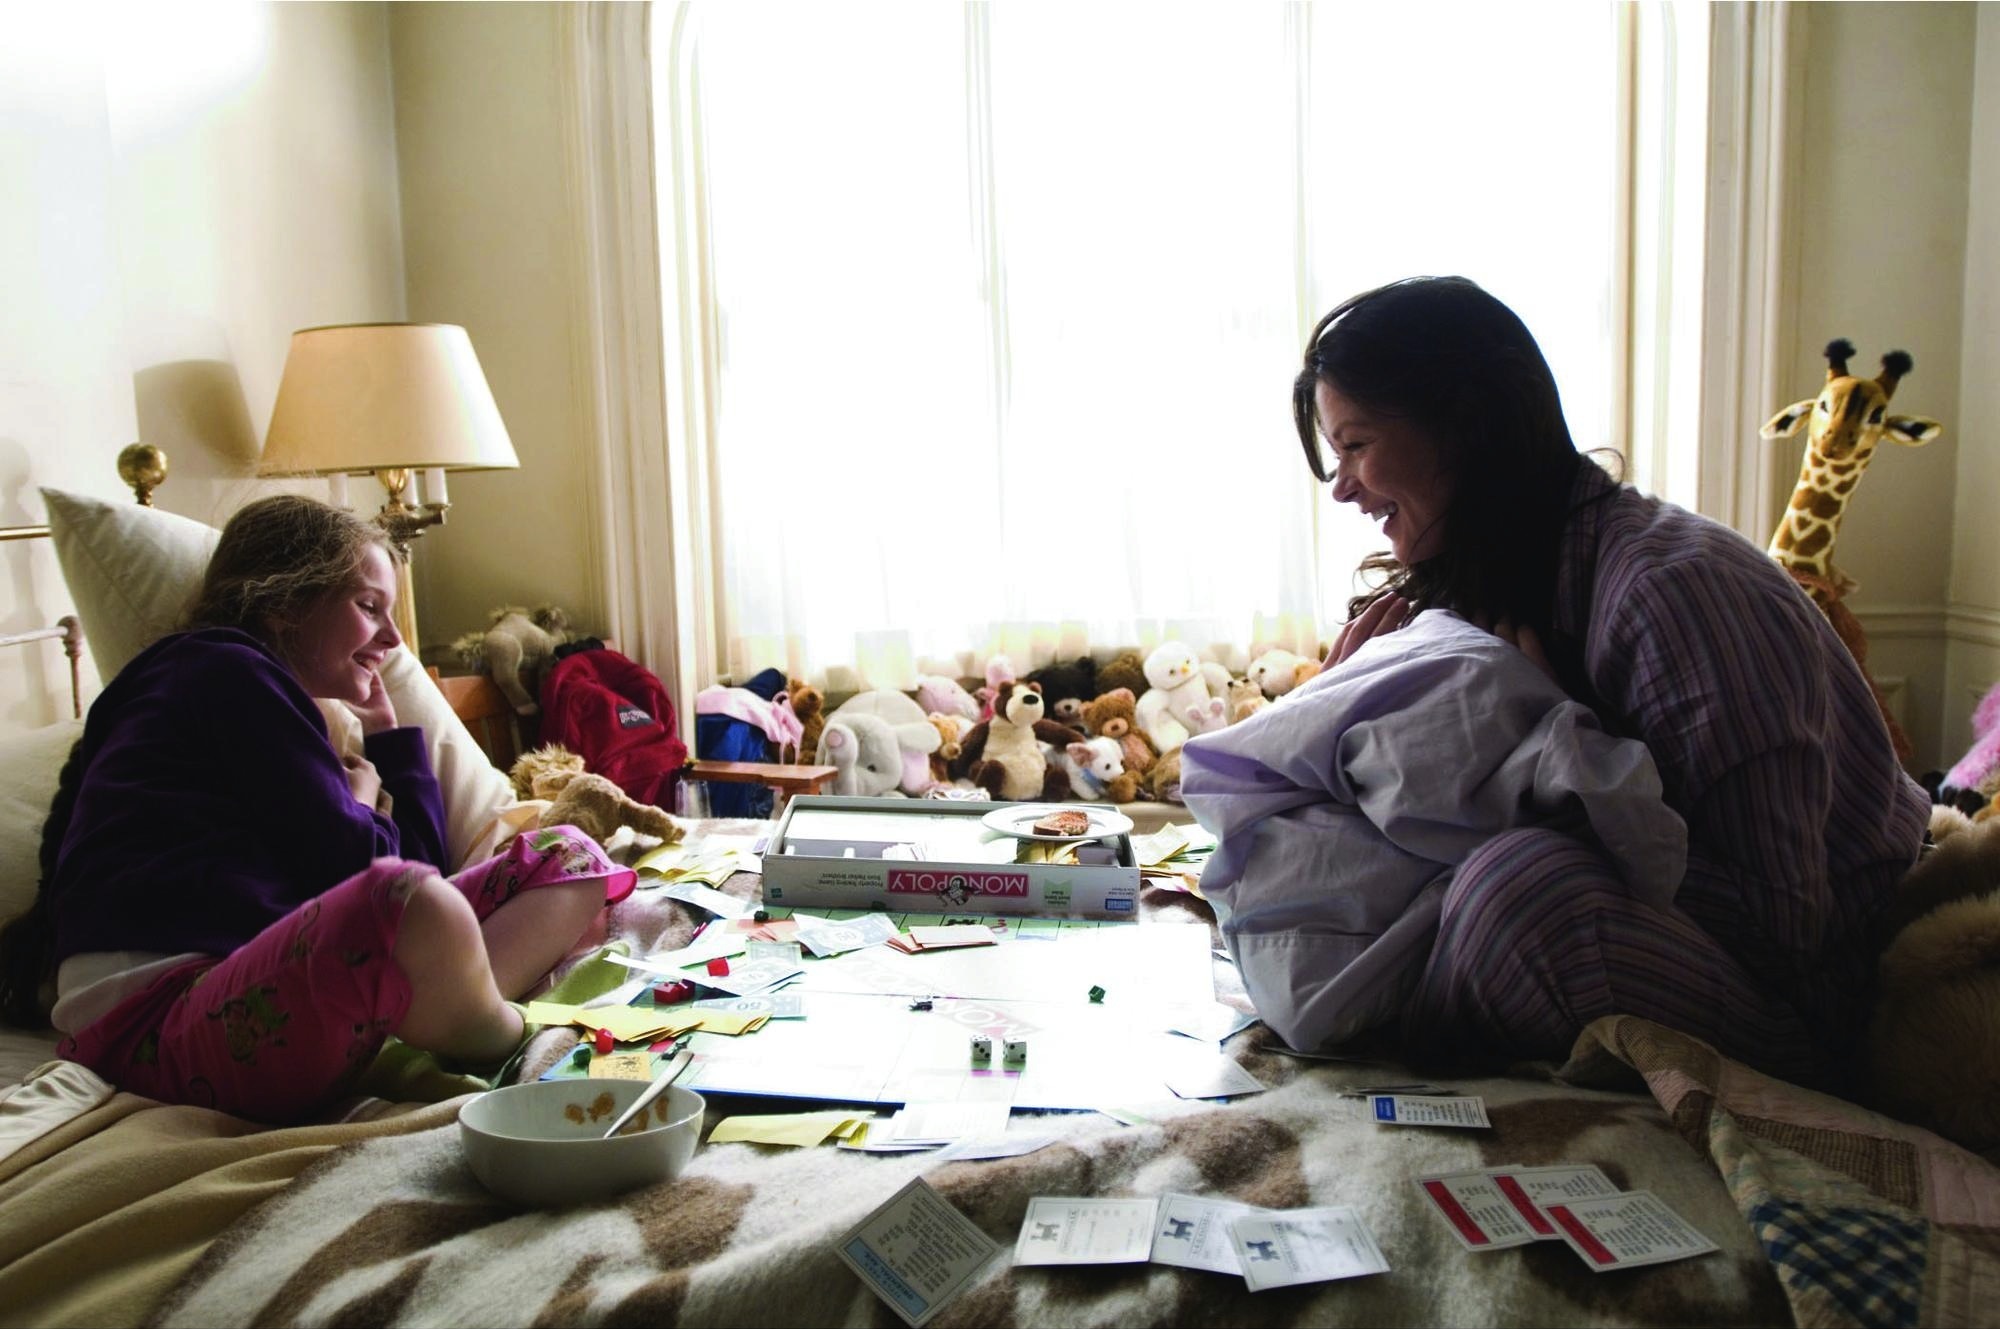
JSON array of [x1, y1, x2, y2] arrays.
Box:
[[1136, 640, 1226, 753], [1247, 647, 1315, 698]]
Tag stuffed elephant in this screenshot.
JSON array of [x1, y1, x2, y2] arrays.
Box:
[[817, 714, 907, 798], [828, 689, 942, 795]]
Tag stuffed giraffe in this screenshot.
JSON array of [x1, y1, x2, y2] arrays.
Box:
[[1763, 338, 1943, 605], [1762, 338, 1943, 761]]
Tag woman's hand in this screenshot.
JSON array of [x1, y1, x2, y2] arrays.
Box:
[[1472, 612, 1557, 683], [347, 669, 398, 736], [1328, 593, 1411, 668], [344, 754, 385, 812]]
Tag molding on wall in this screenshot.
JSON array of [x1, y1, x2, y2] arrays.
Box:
[[1853, 602, 2000, 645], [1947, 603, 2000, 647]]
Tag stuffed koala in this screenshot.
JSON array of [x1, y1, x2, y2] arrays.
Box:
[[954, 680, 1080, 801], [1136, 641, 1225, 754], [1080, 687, 1158, 777], [509, 744, 682, 846], [453, 605, 574, 717], [1864, 814, 2000, 1153]]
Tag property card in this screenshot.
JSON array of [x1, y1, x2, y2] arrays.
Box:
[[1227, 1207, 1391, 1291], [1166, 1001, 1260, 1044], [1415, 1171, 1538, 1251], [1489, 1164, 1619, 1239], [837, 1177, 1002, 1328], [1544, 1190, 1719, 1271], [1013, 1197, 1160, 1266], [1150, 1193, 1263, 1275], [1164, 1053, 1267, 1101], [880, 1100, 1013, 1146], [931, 1133, 1061, 1163], [797, 913, 902, 957], [905, 925, 998, 950], [1369, 1094, 1491, 1129]]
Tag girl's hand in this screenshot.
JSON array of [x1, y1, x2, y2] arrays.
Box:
[[1472, 612, 1557, 683], [1328, 593, 1411, 668], [344, 754, 384, 811], [348, 670, 398, 736]]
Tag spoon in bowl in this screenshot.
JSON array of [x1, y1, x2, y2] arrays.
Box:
[[600, 1038, 692, 1139]]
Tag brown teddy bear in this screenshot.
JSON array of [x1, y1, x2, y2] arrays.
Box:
[[925, 712, 968, 785], [510, 744, 683, 847], [1142, 748, 1183, 803], [1081, 687, 1158, 777], [1226, 677, 1268, 724], [770, 678, 827, 766], [1096, 650, 1148, 700], [1863, 809, 2000, 1153]]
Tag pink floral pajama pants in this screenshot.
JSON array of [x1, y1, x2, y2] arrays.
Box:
[[59, 827, 634, 1123]]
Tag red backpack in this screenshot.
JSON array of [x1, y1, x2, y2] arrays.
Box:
[[539, 648, 688, 809]]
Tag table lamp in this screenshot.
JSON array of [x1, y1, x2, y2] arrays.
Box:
[[260, 323, 519, 655]]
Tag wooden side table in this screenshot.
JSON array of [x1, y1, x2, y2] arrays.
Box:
[[684, 760, 839, 814]]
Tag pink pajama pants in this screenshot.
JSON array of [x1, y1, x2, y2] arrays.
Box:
[[59, 827, 634, 1123]]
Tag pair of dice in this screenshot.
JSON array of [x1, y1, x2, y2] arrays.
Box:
[[970, 1035, 1026, 1065]]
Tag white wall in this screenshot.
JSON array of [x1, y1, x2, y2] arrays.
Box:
[[389, 2, 601, 663], [0, 1, 405, 731], [1789, 1, 1978, 769], [1945, 4, 2000, 768]]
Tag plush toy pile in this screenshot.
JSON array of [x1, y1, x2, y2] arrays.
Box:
[[451, 605, 580, 717], [794, 639, 1321, 805]]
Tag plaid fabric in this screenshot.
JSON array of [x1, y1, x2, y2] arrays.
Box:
[[1749, 1198, 1926, 1328]]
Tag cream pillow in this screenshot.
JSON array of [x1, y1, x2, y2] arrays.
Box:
[[38, 488, 515, 870], [0, 719, 85, 927]]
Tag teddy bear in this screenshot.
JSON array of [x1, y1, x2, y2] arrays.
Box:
[[1025, 656, 1099, 732], [953, 680, 1081, 801], [1863, 812, 2000, 1153], [1096, 650, 1149, 700], [925, 712, 970, 784], [1080, 687, 1158, 777], [452, 605, 574, 717], [509, 743, 683, 846], [777, 678, 827, 767], [1057, 736, 1139, 804], [1141, 747, 1183, 804], [1247, 647, 1315, 698], [1135, 640, 1226, 754], [1226, 677, 1268, 724]]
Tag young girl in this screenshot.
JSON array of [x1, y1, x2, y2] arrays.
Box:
[[0, 495, 633, 1122]]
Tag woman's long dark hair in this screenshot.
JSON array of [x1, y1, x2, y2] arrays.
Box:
[[0, 496, 395, 1027], [1293, 276, 1601, 640]]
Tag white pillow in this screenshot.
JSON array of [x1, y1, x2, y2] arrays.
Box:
[[37, 487, 516, 871], [0, 720, 84, 928]]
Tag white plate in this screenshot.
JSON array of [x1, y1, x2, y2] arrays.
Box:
[[981, 805, 1136, 842]]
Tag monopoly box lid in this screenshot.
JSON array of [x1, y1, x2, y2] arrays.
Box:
[[761, 796, 1141, 919]]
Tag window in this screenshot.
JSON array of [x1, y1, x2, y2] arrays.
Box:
[[654, 2, 1706, 685]]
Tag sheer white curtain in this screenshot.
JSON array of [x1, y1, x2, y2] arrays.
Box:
[[656, 1, 1701, 688]]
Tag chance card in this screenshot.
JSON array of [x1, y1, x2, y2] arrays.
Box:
[[1228, 1207, 1391, 1291], [1368, 1093, 1491, 1129], [1545, 1190, 1719, 1271], [1013, 1197, 1159, 1266], [836, 1177, 1001, 1327]]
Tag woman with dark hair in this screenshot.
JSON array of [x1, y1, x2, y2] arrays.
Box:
[[1185, 276, 1926, 1090], [0, 495, 630, 1122]]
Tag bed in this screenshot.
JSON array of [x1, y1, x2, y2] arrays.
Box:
[[2, 483, 1996, 1329]]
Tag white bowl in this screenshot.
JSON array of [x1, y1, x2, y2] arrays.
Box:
[[459, 1078, 705, 1207]]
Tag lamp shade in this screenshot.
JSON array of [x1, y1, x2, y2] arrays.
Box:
[[260, 323, 519, 476]]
